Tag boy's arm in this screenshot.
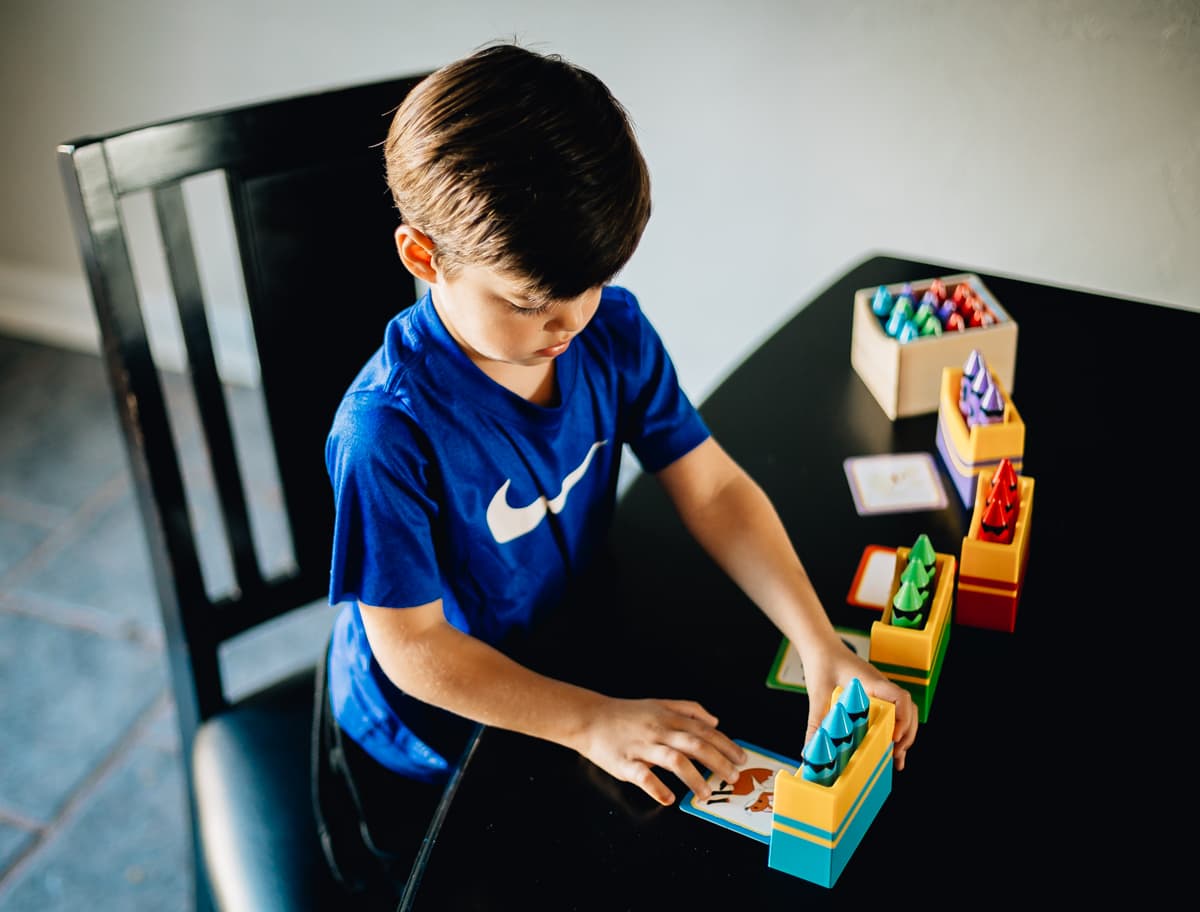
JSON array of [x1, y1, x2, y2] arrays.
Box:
[[359, 599, 747, 805], [654, 437, 919, 769]]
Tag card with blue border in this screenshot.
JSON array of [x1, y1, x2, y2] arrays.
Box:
[[679, 740, 800, 844]]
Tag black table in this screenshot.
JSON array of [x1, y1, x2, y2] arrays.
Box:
[[400, 254, 1190, 908]]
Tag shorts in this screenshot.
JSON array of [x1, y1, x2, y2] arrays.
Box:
[[310, 641, 454, 909]]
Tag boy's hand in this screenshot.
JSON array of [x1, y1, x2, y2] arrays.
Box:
[[572, 697, 748, 806], [800, 643, 918, 771]]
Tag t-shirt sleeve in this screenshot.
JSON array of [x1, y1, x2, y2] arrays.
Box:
[[326, 391, 443, 609], [613, 288, 711, 473]]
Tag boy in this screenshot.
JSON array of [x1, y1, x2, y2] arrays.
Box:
[[313, 41, 918, 903]]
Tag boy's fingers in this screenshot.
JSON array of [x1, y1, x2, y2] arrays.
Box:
[[663, 731, 741, 785], [804, 713, 822, 744], [802, 706, 826, 752], [660, 698, 719, 727], [624, 753, 681, 806], [874, 688, 916, 771], [649, 746, 713, 801], [892, 693, 917, 740], [657, 700, 747, 768], [682, 720, 747, 767], [627, 762, 675, 806]]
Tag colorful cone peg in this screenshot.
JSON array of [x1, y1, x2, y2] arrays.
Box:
[[821, 703, 856, 775], [990, 457, 1019, 495], [977, 383, 1006, 425], [899, 558, 931, 606], [837, 678, 870, 748], [987, 477, 1019, 523], [890, 580, 926, 629], [801, 727, 839, 787], [978, 497, 1013, 543], [872, 286, 894, 317], [963, 348, 986, 383], [909, 533, 937, 574]]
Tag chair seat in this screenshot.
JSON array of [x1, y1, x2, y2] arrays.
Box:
[[193, 668, 343, 911]]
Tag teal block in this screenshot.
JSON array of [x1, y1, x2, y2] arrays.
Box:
[[767, 760, 893, 888]]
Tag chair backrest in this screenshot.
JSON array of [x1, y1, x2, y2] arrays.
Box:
[[57, 74, 427, 748]]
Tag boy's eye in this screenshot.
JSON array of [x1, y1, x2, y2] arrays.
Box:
[[506, 300, 553, 317]]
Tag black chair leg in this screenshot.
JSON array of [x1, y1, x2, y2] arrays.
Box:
[[193, 829, 215, 912]]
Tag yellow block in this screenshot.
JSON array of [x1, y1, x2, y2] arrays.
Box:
[[938, 368, 1025, 467], [870, 548, 955, 672], [960, 474, 1036, 585], [773, 694, 896, 838]]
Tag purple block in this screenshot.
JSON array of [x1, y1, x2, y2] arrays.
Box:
[[935, 418, 978, 508]]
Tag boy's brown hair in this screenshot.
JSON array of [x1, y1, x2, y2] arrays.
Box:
[[384, 42, 652, 302]]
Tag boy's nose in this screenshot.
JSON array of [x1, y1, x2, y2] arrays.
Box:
[[546, 289, 600, 334], [547, 297, 588, 333]]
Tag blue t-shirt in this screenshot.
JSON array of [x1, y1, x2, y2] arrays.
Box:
[[326, 284, 709, 781]]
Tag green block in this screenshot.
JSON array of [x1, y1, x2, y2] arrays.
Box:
[[888, 620, 951, 722]]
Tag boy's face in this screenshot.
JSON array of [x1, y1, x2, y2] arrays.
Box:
[[429, 263, 603, 370]]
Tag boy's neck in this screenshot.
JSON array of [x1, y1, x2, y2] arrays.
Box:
[[426, 289, 560, 406], [484, 360, 559, 407]]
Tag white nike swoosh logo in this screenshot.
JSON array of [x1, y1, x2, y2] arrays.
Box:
[[486, 440, 608, 544]]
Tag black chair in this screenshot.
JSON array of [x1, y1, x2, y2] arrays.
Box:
[[58, 73, 430, 911]]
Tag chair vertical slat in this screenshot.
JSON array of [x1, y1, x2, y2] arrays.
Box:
[[226, 159, 418, 588], [153, 182, 263, 598], [57, 141, 225, 728], [224, 169, 312, 583]]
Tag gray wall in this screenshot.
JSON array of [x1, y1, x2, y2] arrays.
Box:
[[1, 0, 1197, 399]]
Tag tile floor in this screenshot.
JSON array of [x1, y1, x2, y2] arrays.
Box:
[[0, 334, 335, 911]]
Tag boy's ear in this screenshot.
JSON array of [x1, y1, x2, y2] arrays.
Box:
[[394, 225, 439, 283]]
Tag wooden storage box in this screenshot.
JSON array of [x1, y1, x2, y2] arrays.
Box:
[[850, 273, 1018, 420]]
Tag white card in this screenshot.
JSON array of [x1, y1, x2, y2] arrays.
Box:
[[843, 452, 948, 515]]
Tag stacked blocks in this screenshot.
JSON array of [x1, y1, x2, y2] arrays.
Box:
[[868, 537, 955, 722], [934, 351, 1025, 508], [957, 460, 1036, 633], [769, 685, 895, 888]]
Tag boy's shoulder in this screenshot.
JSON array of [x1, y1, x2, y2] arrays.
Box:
[[599, 283, 638, 313], [342, 295, 437, 395], [591, 284, 670, 358], [593, 283, 648, 336], [329, 297, 438, 440]]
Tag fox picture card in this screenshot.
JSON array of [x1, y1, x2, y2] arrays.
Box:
[[680, 740, 800, 844]]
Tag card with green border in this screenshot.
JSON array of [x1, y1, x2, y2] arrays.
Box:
[[766, 629, 871, 693]]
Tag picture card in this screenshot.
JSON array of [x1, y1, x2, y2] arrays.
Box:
[[843, 452, 948, 515], [679, 740, 800, 844], [766, 629, 871, 694], [847, 544, 897, 610]]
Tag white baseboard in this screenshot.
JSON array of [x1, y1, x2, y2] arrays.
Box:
[[0, 260, 258, 386], [0, 260, 100, 356]]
